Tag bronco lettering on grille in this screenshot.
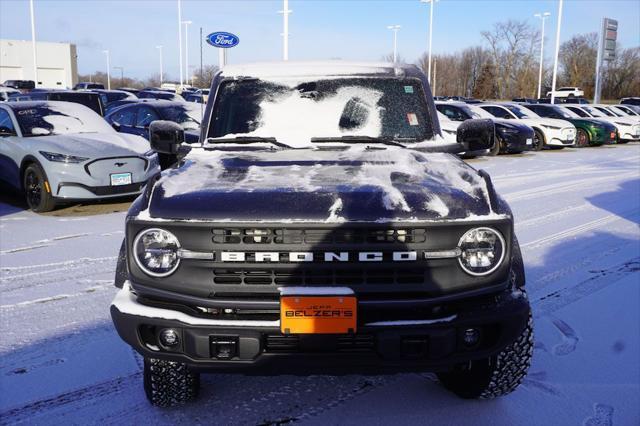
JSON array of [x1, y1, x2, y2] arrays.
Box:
[[219, 251, 418, 262]]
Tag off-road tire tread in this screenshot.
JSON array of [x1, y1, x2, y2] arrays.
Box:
[[143, 358, 200, 407], [478, 315, 533, 399]]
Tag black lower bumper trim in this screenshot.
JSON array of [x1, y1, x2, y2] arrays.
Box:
[[110, 288, 531, 374]]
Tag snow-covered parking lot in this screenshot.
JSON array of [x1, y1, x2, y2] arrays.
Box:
[[1, 144, 639, 425]]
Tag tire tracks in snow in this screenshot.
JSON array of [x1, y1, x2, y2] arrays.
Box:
[[0, 373, 141, 426]]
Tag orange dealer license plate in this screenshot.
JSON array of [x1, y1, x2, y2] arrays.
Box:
[[280, 295, 357, 334]]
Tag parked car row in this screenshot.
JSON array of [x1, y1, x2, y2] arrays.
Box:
[[436, 99, 639, 154], [1, 70, 638, 213]]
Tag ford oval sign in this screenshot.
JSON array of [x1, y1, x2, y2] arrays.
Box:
[[206, 32, 239, 48]]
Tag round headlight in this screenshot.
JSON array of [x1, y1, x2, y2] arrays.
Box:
[[133, 228, 181, 277], [457, 227, 506, 276]]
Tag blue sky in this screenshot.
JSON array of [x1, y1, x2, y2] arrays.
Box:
[[1, 0, 638, 80]]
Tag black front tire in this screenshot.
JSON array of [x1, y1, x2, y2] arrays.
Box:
[[144, 358, 200, 407], [437, 314, 533, 399], [23, 163, 56, 212], [532, 129, 545, 151]]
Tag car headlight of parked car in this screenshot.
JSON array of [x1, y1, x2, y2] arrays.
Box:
[[497, 126, 519, 135], [458, 227, 506, 276], [39, 151, 89, 163], [133, 228, 181, 277]]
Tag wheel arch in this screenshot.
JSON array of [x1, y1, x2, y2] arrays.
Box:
[[19, 155, 42, 189]]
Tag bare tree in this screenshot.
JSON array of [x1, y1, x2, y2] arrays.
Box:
[[558, 33, 598, 98], [481, 20, 539, 99]]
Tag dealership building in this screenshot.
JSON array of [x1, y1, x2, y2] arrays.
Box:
[[0, 39, 78, 89]]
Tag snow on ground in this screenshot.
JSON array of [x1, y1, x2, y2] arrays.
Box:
[[1, 144, 639, 425]]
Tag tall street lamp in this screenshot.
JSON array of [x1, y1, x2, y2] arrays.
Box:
[[102, 50, 111, 90], [534, 12, 551, 99], [29, 0, 38, 86], [177, 0, 183, 87], [550, 0, 563, 104], [182, 20, 192, 86], [387, 25, 401, 63], [278, 0, 292, 61], [420, 0, 438, 84], [113, 66, 124, 87], [156, 45, 163, 85]]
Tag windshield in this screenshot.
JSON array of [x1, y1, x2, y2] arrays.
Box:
[[464, 104, 494, 119], [208, 77, 433, 147], [13, 102, 114, 137], [581, 106, 606, 117], [611, 106, 637, 116], [504, 104, 539, 119], [550, 106, 579, 119], [159, 104, 203, 130], [594, 106, 618, 117]]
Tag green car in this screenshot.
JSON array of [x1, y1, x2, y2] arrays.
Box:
[[523, 104, 617, 147]]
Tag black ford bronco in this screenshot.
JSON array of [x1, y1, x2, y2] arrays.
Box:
[[111, 62, 532, 407]]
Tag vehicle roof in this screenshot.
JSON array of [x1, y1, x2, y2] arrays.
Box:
[[1, 100, 74, 110], [220, 61, 422, 79]]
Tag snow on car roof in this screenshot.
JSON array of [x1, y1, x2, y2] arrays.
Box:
[[220, 61, 419, 79]]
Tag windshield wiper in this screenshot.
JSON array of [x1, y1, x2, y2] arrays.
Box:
[[310, 136, 407, 148], [205, 136, 295, 149]]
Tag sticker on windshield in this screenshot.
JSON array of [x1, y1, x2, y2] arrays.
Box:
[[404, 86, 414, 94], [407, 113, 419, 126]]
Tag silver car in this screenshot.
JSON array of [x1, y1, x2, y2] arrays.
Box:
[[0, 101, 160, 212]]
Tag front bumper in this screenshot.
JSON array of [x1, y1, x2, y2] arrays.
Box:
[[110, 283, 531, 374]]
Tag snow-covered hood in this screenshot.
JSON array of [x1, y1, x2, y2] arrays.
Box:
[[143, 146, 496, 222], [28, 132, 150, 158]]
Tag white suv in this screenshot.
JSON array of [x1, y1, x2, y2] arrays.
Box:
[[546, 87, 584, 98]]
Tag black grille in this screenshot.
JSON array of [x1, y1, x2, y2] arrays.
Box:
[[212, 228, 427, 244], [264, 334, 375, 353], [213, 268, 426, 286]]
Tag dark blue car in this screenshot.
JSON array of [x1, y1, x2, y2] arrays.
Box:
[[137, 90, 185, 101], [104, 100, 202, 143]]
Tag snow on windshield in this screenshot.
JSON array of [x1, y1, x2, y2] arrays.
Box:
[[234, 86, 384, 146], [15, 102, 114, 137]]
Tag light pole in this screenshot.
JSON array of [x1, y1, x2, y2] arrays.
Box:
[[550, 0, 563, 104], [177, 0, 183, 88], [534, 12, 551, 99], [387, 25, 401, 63], [420, 0, 438, 84], [278, 0, 292, 61], [182, 20, 192, 86], [29, 0, 38, 86], [113, 66, 124, 87], [156, 45, 163, 85], [102, 50, 111, 90]]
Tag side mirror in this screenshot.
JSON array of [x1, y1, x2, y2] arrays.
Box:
[[149, 121, 186, 170], [149, 121, 184, 154], [456, 119, 495, 152]]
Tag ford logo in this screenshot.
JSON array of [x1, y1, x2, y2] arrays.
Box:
[[206, 32, 239, 48]]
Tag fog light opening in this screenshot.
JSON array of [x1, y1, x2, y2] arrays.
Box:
[[159, 329, 180, 347], [463, 328, 480, 347]]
